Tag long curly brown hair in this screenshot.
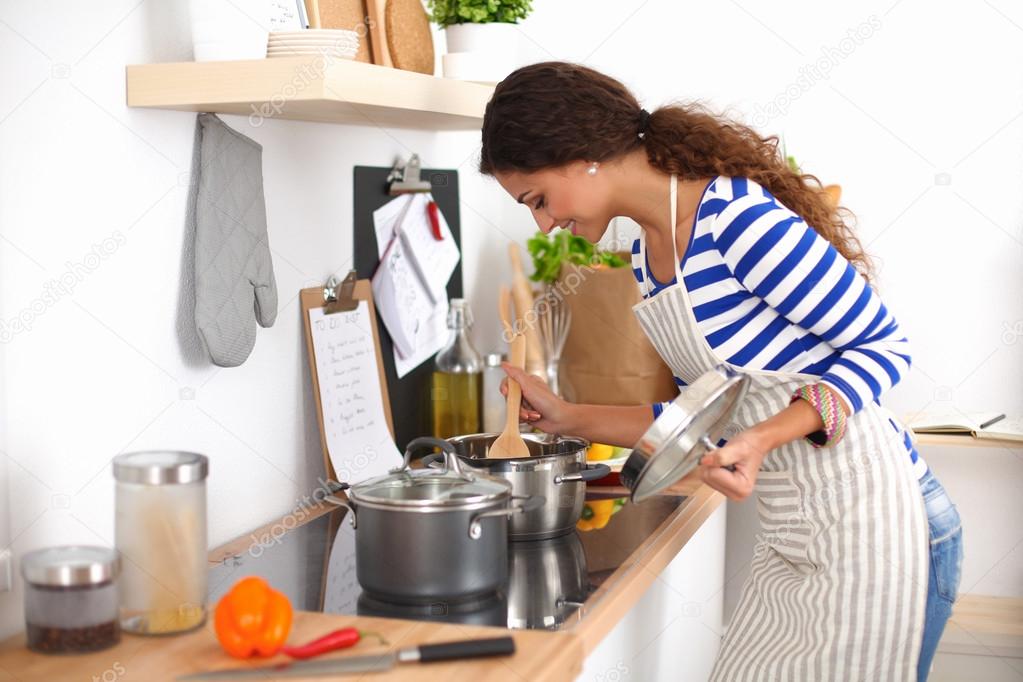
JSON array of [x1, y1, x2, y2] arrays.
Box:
[[479, 61, 873, 283]]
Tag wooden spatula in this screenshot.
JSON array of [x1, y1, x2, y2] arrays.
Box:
[[490, 288, 530, 459], [508, 243, 546, 377]]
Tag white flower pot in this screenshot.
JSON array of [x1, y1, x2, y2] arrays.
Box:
[[190, 0, 269, 62], [443, 22, 518, 82]]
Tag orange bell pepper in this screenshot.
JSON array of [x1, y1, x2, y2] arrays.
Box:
[[214, 576, 293, 658]]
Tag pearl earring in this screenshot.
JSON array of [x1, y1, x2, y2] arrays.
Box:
[[587, 162, 599, 176]]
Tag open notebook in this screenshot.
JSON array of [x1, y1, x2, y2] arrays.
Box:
[[906, 412, 1023, 443]]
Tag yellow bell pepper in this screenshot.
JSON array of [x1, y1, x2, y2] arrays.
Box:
[[586, 443, 615, 461], [576, 499, 616, 531]]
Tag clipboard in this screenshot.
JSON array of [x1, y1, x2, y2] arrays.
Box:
[[354, 164, 463, 450], [300, 270, 396, 482]]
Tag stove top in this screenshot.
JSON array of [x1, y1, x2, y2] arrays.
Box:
[[208, 491, 687, 632]]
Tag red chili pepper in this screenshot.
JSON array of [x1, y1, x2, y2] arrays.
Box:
[[281, 627, 387, 660], [427, 201, 443, 240]]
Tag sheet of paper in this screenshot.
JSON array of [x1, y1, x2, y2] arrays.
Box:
[[308, 302, 402, 482], [393, 298, 449, 379], [372, 194, 454, 378], [267, 0, 304, 30], [322, 523, 360, 614], [371, 234, 422, 359], [398, 193, 460, 302]]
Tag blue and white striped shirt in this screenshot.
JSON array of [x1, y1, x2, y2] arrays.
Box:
[[633, 176, 926, 478]]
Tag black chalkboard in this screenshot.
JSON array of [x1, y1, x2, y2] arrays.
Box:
[[352, 166, 463, 453]]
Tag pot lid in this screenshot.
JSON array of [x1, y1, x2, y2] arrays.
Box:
[[622, 365, 750, 503], [349, 437, 511, 508]]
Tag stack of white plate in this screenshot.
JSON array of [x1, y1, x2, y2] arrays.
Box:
[[266, 30, 359, 60]]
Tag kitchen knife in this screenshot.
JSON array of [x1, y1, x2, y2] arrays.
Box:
[[177, 636, 515, 680]]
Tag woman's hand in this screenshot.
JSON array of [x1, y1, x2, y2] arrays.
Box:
[[499, 363, 575, 435], [698, 431, 769, 501]]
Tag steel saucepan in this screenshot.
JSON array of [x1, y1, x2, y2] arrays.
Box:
[[327, 436, 544, 604], [442, 433, 611, 541]]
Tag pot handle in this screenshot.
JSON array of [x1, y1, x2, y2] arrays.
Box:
[[324, 495, 357, 529], [555, 462, 611, 484], [699, 435, 736, 472], [396, 437, 469, 478], [468, 494, 546, 540]]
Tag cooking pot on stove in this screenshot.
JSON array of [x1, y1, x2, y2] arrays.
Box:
[[326, 437, 544, 604], [441, 434, 611, 541]]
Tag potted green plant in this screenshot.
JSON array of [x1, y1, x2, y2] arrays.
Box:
[[428, 0, 533, 82]]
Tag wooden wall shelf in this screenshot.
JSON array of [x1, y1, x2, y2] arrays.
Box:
[[125, 57, 493, 130]]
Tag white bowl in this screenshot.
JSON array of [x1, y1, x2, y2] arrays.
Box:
[[266, 50, 356, 59], [268, 36, 359, 45], [269, 29, 358, 39], [266, 45, 357, 53]]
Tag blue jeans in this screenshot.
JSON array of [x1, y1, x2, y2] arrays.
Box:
[[917, 468, 964, 681]]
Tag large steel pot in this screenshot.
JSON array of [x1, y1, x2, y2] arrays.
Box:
[[327, 437, 543, 605], [444, 434, 611, 541], [506, 531, 589, 629]]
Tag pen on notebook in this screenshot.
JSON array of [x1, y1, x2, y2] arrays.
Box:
[[979, 414, 1006, 429]]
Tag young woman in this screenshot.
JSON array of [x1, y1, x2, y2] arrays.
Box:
[[482, 62, 963, 681]]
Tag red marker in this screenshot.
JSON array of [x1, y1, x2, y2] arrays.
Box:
[[427, 200, 443, 240]]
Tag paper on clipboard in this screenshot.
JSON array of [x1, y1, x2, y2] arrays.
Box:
[[372, 194, 460, 300], [307, 302, 401, 482], [372, 194, 458, 378], [371, 234, 423, 359]]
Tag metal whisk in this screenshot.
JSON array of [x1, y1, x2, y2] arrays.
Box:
[[533, 284, 572, 397]]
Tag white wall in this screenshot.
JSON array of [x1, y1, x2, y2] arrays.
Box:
[[0, 0, 539, 637], [1, 0, 1020, 641]]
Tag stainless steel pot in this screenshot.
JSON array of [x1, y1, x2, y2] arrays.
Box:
[[506, 531, 589, 629], [444, 434, 611, 541], [621, 364, 750, 503], [327, 437, 544, 605]]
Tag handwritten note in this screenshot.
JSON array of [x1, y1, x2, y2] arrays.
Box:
[[372, 194, 457, 378], [308, 302, 401, 483]]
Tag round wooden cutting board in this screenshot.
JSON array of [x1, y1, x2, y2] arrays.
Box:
[[385, 0, 435, 74]]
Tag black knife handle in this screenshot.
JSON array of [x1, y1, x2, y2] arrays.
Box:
[[416, 636, 516, 663]]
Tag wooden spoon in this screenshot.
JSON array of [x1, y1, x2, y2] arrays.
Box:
[[490, 288, 530, 459], [508, 243, 546, 378]]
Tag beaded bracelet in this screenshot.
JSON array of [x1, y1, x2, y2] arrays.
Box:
[[790, 383, 848, 448]]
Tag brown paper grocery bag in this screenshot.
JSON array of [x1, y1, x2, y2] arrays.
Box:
[[554, 258, 678, 406]]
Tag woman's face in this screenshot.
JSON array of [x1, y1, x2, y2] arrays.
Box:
[[494, 162, 616, 243]]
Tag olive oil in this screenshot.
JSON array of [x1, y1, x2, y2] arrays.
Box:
[[431, 370, 482, 438], [431, 299, 483, 439]]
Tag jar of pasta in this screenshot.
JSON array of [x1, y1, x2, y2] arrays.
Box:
[[113, 451, 208, 635]]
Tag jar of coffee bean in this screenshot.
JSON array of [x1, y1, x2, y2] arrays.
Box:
[[21, 546, 121, 654]]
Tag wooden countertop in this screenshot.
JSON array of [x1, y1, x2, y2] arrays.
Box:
[[0, 477, 723, 681], [0, 612, 580, 682]]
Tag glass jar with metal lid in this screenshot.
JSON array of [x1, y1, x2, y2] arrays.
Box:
[[21, 545, 121, 653], [113, 451, 208, 635]]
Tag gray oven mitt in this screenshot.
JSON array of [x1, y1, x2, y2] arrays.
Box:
[[190, 113, 278, 367]]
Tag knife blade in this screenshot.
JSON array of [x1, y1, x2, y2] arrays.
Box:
[[177, 636, 516, 680]]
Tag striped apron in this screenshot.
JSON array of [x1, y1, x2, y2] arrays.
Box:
[[631, 175, 929, 681]]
